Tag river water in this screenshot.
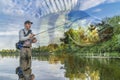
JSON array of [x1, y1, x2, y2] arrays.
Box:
[[0, 54, 120, 80], [0, 56, 67, 80]]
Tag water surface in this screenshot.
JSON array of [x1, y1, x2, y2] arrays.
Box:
[[0, 55, 120, 80], [0, 56, 67, 80]]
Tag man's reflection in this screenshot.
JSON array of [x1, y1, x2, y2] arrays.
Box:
[[16, 66, 35, 80]]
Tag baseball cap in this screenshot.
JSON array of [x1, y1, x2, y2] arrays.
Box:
[[24, 20, 33, 24]]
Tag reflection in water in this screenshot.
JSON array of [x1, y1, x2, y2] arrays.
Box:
[[0, 55, 66, 80], [0, 54, 120, 80], [48, 54, 120, 80]]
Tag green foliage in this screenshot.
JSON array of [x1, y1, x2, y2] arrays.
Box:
[[56, 15, 120, 56]]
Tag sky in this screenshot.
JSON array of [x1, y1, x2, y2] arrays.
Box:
[[0, 0, 120, 50]]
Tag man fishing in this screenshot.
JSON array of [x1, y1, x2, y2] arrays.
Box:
[[18, 20, 37, 80]]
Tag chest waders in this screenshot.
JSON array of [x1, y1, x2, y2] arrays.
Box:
[[17, 29, 32, 80]]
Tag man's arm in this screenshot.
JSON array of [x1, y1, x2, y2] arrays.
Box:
[[19, 30, 30, 41]]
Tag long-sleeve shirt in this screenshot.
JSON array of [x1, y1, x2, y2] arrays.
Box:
[[19, 28, 32, 41]]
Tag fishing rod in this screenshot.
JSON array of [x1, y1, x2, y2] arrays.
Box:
[[34, 17, 91, 36], [34, 22, 66, 36], [33, 13, 91, 36], [35, 28, 64, 36]]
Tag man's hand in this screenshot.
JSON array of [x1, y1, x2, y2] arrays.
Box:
[[29, 34, 35, 38], [32, 38, 37, 43]]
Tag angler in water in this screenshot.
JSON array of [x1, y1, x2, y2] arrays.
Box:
[[16, 20, 37, 80]]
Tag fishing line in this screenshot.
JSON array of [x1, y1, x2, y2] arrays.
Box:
[[37, 11, 109, 37], [35, 10, 114, 38]]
